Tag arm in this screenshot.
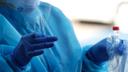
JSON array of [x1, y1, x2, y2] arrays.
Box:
[[0, 14, 25, 71], [82, 38, 125, 72], [0, 14, 21, 46], [0, 14, 21, 55], [0, 14, 32, 72], [0, 14, 58, 71]]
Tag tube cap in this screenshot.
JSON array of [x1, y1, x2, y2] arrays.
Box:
[[112, 26, 119, 30]]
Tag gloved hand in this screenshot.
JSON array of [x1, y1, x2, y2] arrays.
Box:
[[86, 38, 125, 65], [11, 33, 57, 67]]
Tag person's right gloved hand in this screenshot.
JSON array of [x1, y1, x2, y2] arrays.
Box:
[[11, 33, 57, 67], [86, 38, 125, 65]]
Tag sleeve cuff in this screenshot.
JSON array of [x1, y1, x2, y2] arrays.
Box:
[[3, 55, 31, 72]]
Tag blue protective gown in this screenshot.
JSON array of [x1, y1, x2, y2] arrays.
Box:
[[0, 2, 107, 72]]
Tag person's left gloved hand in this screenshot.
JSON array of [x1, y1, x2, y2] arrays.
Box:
[[86, 38, 125, 65], [11, 33, 58, 67]]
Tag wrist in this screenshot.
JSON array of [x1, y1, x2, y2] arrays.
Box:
[[11, 53, 24, 68], [86, 49, 108, 65], [86, 51, 101, 65]]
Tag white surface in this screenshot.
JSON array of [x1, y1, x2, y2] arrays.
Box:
[[114, 2, 128, 34], [72, 22, 112, 46], [41, 0, 128, 22], [40, 0, 128, 45]]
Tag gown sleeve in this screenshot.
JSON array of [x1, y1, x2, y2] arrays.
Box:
[[0, 14, 31, 72]]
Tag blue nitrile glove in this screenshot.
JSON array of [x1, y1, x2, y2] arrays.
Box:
[[86, 39, 125, 65], [11, 33, 57, 67], [115, 40, 125, 55]]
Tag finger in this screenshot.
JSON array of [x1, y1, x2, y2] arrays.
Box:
[[33, 36, 58, 44], [28, 50, 44, 57], [30, 42, 54, 51], [24, 33, 44, 43], [22, 33, 37, 42], [116, 40, 125, 55], [23, 33, 36, 38], [24, 33, 44, 40], [34, 33, 44, 38]]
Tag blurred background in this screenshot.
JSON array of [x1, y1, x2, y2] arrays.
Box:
[[40, 0, 128, 46]]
